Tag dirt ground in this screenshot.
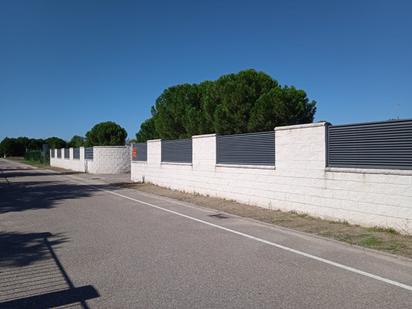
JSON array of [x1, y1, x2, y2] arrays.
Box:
[[126, 182, 412, 259]]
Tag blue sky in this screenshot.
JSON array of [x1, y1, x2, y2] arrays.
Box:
[[1, 0, 411, 141]]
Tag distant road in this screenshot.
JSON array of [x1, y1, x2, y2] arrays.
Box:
[[1, 158, 412, 308]]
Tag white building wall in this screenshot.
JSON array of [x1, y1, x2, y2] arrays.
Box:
[[131, 123, 412, 234]]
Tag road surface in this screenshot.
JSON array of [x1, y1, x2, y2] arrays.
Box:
[[1, 158, 412, 308]]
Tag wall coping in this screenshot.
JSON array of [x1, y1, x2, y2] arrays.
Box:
[[161, 162, 192, 167], [326, 167, 412, 176], [93, 146, 129, 148], [216, 163, 276, 170], [275, 122, 327, 131], [192, 133, 217, 139]]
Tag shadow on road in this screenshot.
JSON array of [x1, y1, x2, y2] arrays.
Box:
[[0, 232, 67, 267], [1, 170, 81, 178], [0, 168, 33, 172], [0, 180, 116, 214], [0, 232, 99, 308]]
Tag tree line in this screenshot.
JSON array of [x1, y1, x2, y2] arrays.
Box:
[[1, 69, 317, 156], [136, 69, 317, 142], [0, 121, 127, 157]]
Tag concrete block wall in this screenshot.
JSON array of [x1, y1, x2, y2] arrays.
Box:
[[51, 146, 130, 174], [86, 146, 131, 174], [50, 147, 86, 172], [131, 122, 412, 234]]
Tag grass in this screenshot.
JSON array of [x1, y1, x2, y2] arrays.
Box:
[[126, 182, 412, 259]]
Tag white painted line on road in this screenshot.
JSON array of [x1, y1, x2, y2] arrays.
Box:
[[67, 177, 412, 293]]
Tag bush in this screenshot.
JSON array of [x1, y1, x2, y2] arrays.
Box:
[[24, 150, 49, 165]]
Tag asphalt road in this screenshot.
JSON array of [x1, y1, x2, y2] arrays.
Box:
[[1, 158, 412, 308]]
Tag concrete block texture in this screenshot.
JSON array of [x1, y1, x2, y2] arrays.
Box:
[[131, 123, 412, 234], [51, 146, 130, 174], [86, 146, 131, 174]]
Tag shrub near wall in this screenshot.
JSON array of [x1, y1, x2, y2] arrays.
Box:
[[24, 150, 50, 164]]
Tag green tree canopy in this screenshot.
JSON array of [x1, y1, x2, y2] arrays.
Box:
[[28, 138, 45, 150], [0, 137, 30, 156], [136, 118, 159, 142], [85, 121, 127, 146], [248, 86, 316, 132], [68, 135, 85, 148], [0, 138, 17, 157], [136, 69, 317, 141], [45, 137, 67, 149], [0, 136, 66, 157]]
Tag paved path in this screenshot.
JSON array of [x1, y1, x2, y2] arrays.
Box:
[[1, 158, 412, 308]]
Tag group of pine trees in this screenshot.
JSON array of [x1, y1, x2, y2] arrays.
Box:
[[1, 69, 317, 156], [136, 69, 317, 142]]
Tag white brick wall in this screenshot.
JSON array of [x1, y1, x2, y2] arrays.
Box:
[[86, 146, 130, 174], [131, 123, 412, 234], [51, 146, 130, 174], [50, 147, 86, 172]]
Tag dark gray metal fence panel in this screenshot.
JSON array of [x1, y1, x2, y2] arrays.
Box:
[[73, 148, 80, 159], [51, 149, 55, 158], [161, 139, 192, 163], [132, 143, 147, 161], [85, 147, 94, 160], [64, 148, 70, 159], [57, 149, 61, 158], [327, 119, 412, 170], [217, 131, 275, 166]]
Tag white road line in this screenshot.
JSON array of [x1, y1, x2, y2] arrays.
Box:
[[67, 176, 412, 292]]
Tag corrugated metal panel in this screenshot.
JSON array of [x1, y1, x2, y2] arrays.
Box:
[[85, 147, 94, 160], [64, 148, 70, 159], [161, 139, 192, 163], [51, 149, 55, 158], [73, 148, 80, 159], [217, 131, 275, 166], [132, 143, 147, 161], [327, 119, 412, 170], [56, 149, 61, 158]]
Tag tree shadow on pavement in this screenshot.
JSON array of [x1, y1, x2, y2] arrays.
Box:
[[1, 170, 81, 178], [0, 232, 99, 308], [0, 180, 113, 214], [0, 168, 32, 172], [0, 232, 67, 267]]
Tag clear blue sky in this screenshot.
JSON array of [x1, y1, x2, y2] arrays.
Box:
[[1, 0, 411, 141]]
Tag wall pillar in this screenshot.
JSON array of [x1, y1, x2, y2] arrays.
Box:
[[275, 122, 327, 174], [192, 134, 216, 171], [147, 139, 161, 167]]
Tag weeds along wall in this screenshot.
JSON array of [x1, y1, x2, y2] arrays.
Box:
[[131, 122, 412, 234], [50, 146, 131, 174]]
